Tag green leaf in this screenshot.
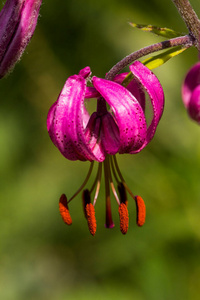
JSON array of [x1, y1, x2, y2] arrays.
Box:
[[129, 23, 182, 39], [142, 46, 187, 70]]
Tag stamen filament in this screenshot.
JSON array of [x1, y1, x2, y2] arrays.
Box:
[[110, 156, 120, 184], [113, 155, 125, 182], [104, 156, 115, 228], [68, 161, 94, 203], [113, 155, 135, 199], [93, 163, 102, 206], [107, 156, 120, 205]]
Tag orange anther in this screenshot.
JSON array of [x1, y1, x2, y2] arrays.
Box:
[[59, 194, 72, 225], [118, 203, 129, 234], [135, 195, 146, 227], [85, 203, 97, 236]]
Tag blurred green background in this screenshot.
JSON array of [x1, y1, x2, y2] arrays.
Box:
[[0, 0, 200, 299]]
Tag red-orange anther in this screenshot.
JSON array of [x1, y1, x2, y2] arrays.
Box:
[[135, 195, 146, 227], [59, 194, 72, 225], [85, 203, 97, 236], [118, 203, 129, 234]]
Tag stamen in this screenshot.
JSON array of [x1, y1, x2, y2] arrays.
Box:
[[118, 203, 129, 234], [110, 156, 120, 184], [85, 203, 97, 236], [113, 155, 135, 199], [107, 156, 120, 205], [135, 195, 146, 227], [68, 161, 94, 203], [104, 156, 115, 228], [91, 163, 102, 206], [59, 194, 72, 225]]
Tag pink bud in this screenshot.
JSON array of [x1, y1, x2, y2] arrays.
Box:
[[0, 0, 42, 78], [182, 62, 200, 123]]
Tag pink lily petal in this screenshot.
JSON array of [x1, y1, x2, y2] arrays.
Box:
[[129, 61, 164, 152], [187, 85, 200, 123], [85, 111, 120, 158], [85, 86, 101, 99], [79, 66, 91, 78], [100, 112, 120, 155], [84, 112, 106, 161], [48, 74, 95, 161], [182, 62, 200, 108], [114, 73, 145, 111], [92, 76, 147, 154], [0, 0, 23, 60], [47, 100, 58, 147], [48, 68, 108, 162]]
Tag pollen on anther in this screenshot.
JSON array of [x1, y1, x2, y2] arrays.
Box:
[[135, 195, 146, 227], [59, 194, 72, 225], [85, 203, 97, 236], [118, 203, 129, 234]]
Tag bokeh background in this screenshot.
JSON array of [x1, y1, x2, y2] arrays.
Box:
[[0, 0, 200, 299]]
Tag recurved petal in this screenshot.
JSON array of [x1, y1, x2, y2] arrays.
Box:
[[48, 74, 97, 161], [129, 61, 164, 152], [114, 73, 145, 111], [79, 66, 91, 78], [182, 62, 200, 108], [47, 73, 108, 162], [92, 76, 147, 153]]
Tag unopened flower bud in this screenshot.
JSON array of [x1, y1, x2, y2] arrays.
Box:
[[182, 62, 200, 124], [0, 0, 42, 78]]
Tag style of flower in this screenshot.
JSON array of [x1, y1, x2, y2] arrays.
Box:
[[0, 0, 42, 78], [182, 62, 200, 123], [47, 61, 164, 235]]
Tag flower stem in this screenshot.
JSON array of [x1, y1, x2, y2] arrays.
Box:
[[172, 0, 200, 50], [106, 35, 193, 80]]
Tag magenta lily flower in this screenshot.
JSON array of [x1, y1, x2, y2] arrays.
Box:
[[0, 0, 42, 78], [182, 62, 200, 123], [47, 61, 164, 235]]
